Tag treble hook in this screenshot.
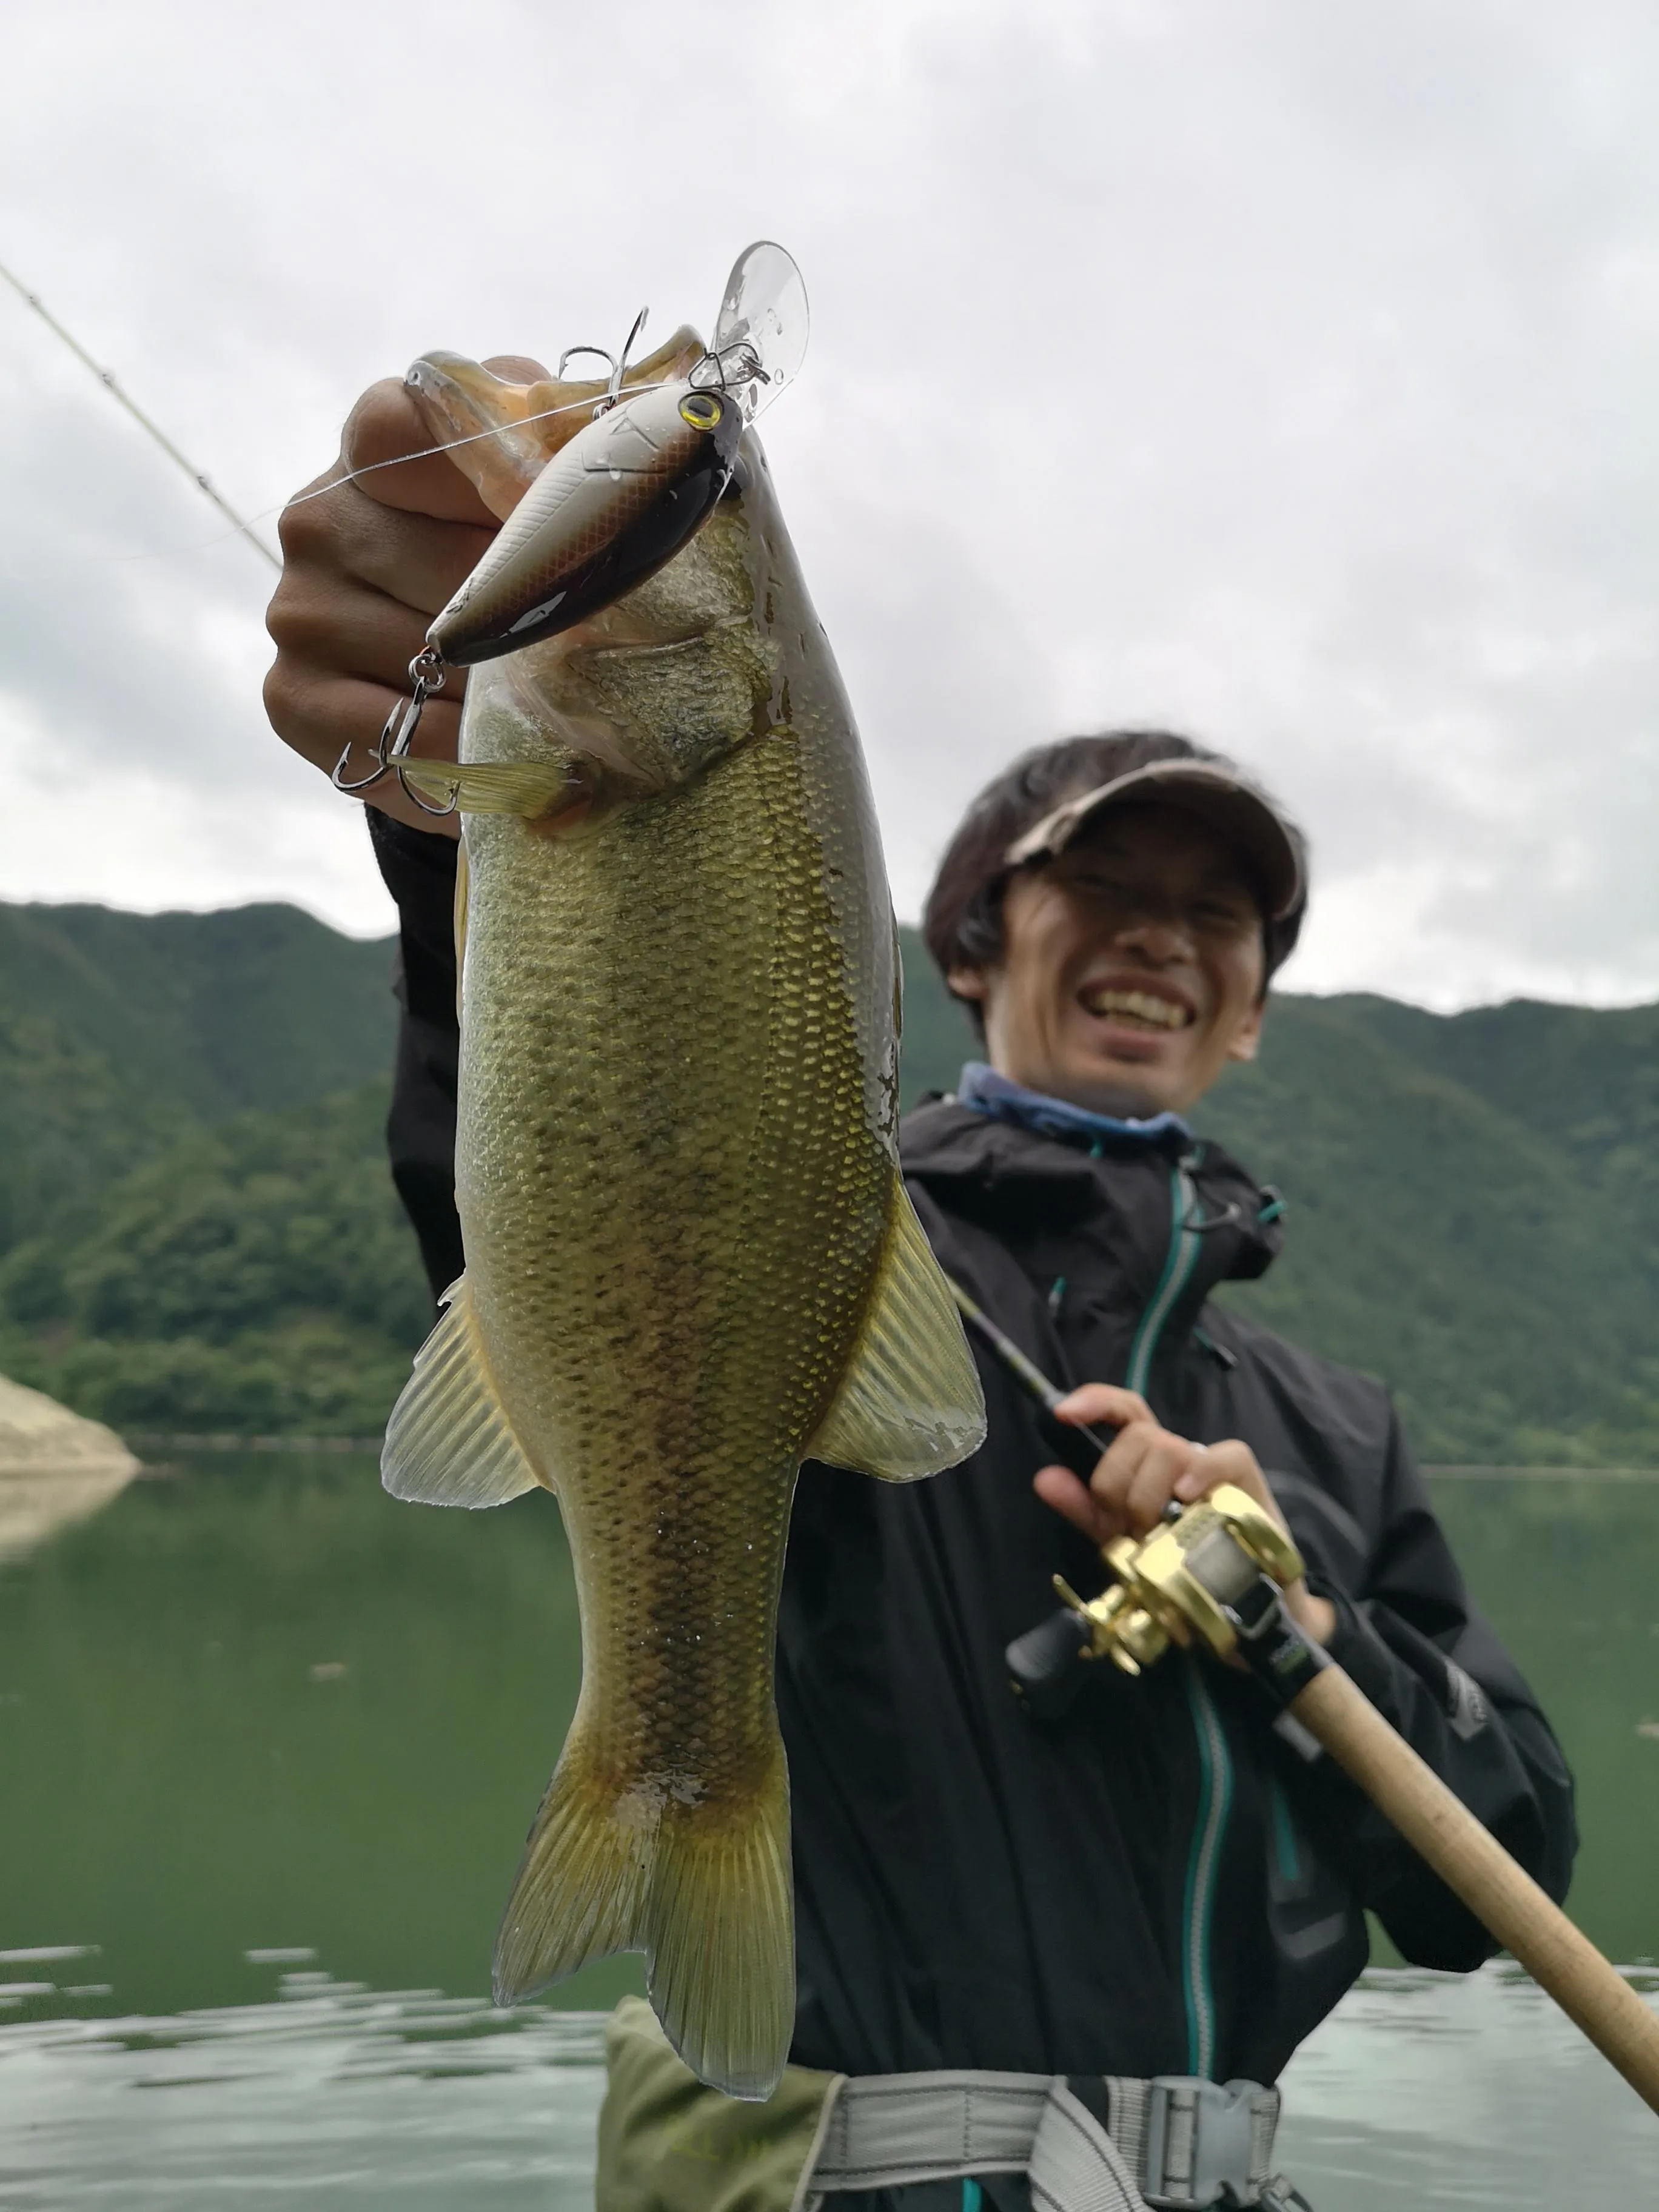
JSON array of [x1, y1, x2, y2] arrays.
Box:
[[610, 306, 648, 404], [557, 304, 650, 418], [331, 646, 453, 814]]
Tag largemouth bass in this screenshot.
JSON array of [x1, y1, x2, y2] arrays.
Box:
[[380, 270, 985, 2100]]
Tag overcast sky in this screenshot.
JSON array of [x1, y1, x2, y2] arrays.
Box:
[[2, 0, 1657, 1008]]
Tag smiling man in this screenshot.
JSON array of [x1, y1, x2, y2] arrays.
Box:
[[600, 731, 1574, 2212], [910, 742, 1339, 1644], [266, 401, 1574, 2211]]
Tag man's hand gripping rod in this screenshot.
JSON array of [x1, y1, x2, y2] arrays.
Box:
[[948, 1280, 1659, 2119]]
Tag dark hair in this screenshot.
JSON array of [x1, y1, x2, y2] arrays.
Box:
[[920, 729, 1307, 1031]]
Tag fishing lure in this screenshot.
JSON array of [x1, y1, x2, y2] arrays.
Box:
[[332, 242, 808, 814]]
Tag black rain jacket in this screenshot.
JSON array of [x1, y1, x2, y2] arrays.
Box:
[[369, 816, 1576, 2092], [781, 1099, 1575, 2088]]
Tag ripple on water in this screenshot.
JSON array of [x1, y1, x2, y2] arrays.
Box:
[[1277, 1963, 1659, 2210], [0, 1976, 609, 2211], [0, 1964, 1654, 2210]]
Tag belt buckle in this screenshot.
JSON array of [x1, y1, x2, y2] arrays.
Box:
[[1142, 2076, 1258, 2210]]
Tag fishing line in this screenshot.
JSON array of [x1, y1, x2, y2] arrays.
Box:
[[0, 255, 281, 570], [2, 253, 677, 571], [271, 381, 671, 518], [0, 377, 676, 577], [153, 383, 672, 562]]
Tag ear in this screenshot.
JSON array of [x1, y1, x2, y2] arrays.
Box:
[[946, 965, 988, 1005], [1226, 1001, 1265, 1065]]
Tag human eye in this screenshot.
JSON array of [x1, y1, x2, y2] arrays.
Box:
[[1067, 863, 1127, 900], [1193, 893, 1253, 932]]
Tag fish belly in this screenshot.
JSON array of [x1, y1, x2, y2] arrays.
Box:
[[460, 718, 895, 2096]]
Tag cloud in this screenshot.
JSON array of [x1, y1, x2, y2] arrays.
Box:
[[2, 0, 1657, 1000]]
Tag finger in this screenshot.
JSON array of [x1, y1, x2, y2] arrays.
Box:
[[263, 662, 463, 785], [278, 472, 497, 616], [1053, 1384, 1155, 1433], [1285, 1589, 1336, 1646], [270, 570, 461, 698], [1033, 1464, 1111, 1546], [1121, 1435, 1197, 1535], [266, 656, 464, 840], [1079, 1424, 1157, 1539], [1173, 1438, 1273, 1510], [340, 379, 500, 523]]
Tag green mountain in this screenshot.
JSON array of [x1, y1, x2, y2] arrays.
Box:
[[0, 902, 399, 1121], [1197, 1000, 1659, 1467], [2, 896, 1657, 1463], [0, 903, 417, 1436]]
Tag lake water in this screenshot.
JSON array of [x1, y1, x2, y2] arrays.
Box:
[[1, 1455, 1655, 2207]]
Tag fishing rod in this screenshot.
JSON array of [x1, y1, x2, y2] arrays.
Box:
[[947, 1279, 1114, 1457], [950, 1277, 1659, 2119], [0, 258, 280, 571]]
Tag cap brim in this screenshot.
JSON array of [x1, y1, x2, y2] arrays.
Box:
[[1003, 760, 1304, 921]]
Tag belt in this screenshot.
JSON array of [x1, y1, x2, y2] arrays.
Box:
[[808, 2070, 1305, 2212]]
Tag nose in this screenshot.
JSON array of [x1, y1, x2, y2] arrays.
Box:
[[1110, 907, 1195, 964]]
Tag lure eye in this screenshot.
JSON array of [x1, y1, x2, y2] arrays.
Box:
[[679, 391, 723, 429]]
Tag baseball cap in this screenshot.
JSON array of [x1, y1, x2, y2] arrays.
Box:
[[1002, 758, 1304, 922]]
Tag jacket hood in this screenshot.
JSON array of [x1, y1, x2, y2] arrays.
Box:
[[900, 1097, 1282, 1347]]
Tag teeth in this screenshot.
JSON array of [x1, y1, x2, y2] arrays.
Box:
[[1081, 988, 1189, 1030]]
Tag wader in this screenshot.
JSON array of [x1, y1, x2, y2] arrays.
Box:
[[597, 1999, 1307, 2212]]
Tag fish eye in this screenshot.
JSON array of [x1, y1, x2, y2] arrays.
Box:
[[679, 392, 723, 429]]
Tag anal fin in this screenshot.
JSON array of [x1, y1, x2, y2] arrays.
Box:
[[382, 1274, 547, 1506], [806, 1176, 987, 1482]]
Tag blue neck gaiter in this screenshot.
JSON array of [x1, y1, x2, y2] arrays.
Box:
[[956, 1061, 1191, 1151]]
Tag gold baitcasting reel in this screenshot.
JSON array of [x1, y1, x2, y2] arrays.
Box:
[[1051, 1483, 1306, 1675]]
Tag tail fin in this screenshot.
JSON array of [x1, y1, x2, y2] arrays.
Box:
[[492, 1723, 794, 2102]]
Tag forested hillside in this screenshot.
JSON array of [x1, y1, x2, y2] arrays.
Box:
[[4, 897, 1658, 1464], [0, 904, 417, 1435]]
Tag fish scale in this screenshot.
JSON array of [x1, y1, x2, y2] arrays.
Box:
[[382, 347, 984, 2100]]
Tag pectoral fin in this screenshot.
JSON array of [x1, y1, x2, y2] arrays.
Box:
[[806, 1178, 987, 1481], [382, 1275, 547, 1506], [396, 757, 583, 819]]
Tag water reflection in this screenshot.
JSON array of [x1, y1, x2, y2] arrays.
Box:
[[0, 1975, 608, 2212], [1, 1969, 1653, 2208], [1277, 1963, 1658, 2207], [0, 1450, 642, 2019], [0, 1454, 1655, 2203]]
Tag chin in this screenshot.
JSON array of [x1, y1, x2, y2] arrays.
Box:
[[1059, 1061, 1178, 1120]]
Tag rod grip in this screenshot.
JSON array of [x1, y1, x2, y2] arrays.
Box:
[[1290, 1663, 1659, 2116]]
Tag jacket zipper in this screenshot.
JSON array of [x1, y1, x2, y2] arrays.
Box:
[[1123, 1162, 1202, 1396], [1179, 1655, 1231, 2079], [1123, 1159, 1234, 2079]]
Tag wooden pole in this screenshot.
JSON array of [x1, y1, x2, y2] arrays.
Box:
[[1292, 1663, 1659, 2116]]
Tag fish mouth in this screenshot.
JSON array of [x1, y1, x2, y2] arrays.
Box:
[[1076, 982, 1193, 1032]]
